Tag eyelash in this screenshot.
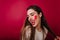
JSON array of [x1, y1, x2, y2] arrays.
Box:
[[31, 13, 34, 16], [27, 13, 34, 18]]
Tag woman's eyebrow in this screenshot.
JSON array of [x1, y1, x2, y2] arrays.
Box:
[[27, 12, 34, 17], [30, 12, 34, 15]]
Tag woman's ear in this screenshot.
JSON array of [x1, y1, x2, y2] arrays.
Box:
[[39, 12, 42, 17]]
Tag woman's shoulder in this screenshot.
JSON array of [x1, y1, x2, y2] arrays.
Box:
[[43, 26, 48, 34], [43, 26, 48, 39]]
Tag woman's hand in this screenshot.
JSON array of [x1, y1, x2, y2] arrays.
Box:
[[54, 36, 60, 40]]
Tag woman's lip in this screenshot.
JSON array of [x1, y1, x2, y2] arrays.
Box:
[[30, 20, 35, 25], [31, 22, 35, 25]]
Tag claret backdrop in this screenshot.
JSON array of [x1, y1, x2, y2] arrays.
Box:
[[0, 0, 60, 40]]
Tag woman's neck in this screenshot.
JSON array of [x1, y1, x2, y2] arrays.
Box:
[[36, 23, 42, 32]]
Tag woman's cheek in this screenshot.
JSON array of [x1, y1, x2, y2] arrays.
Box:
[[34, 15, 37, 20]]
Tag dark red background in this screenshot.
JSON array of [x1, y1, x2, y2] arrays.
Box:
[[0, 0, 60, 40]]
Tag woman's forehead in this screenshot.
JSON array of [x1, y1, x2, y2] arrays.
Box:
[[27, 9, 36, 15]]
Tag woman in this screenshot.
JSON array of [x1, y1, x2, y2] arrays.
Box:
[[20, 5, 60, 40]]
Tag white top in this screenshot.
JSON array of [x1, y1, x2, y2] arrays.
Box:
[[25, 26, 48, 40], [35, 29, 43, 40], [35, 27, 48, 40]]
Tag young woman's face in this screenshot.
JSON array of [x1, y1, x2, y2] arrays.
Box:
[[27, 9, 41, 27]]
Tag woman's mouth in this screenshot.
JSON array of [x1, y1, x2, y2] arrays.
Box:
[[31, 21, 35, 25]]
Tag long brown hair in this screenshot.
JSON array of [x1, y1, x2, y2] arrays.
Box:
[[20, 5, 57, 40]]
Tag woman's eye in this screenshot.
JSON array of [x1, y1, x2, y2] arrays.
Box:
[[31, 13, 34, 16], [27, 17, 29, 19], [27, 15, 29, 18], [31, 14, 34, 16]]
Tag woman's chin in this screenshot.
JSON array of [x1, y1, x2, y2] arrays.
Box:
[[32, 24, 37, 27]]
